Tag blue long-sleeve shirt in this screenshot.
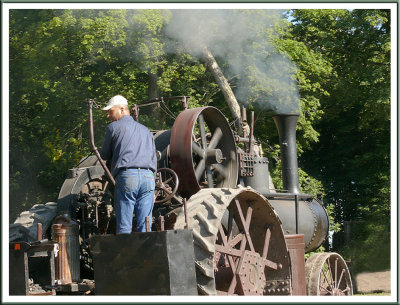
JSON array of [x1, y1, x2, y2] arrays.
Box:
[[100, 115, 157, 177]]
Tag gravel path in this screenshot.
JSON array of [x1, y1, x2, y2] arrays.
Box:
[[355, 270, 391, 293]]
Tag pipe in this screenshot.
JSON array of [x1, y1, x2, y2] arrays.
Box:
[[241, 106, 247, 123], [272, 114, 300, 194], [88, 99, 115, 186], [248, 111, 254, 154]]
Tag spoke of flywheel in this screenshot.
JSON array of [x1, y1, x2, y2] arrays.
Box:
[[234, 199, 255, 252], [198, 114, 208, 150], [192, 141, 204, 157], [208, 127, 223, 150], [206, 165, 214, 188], [195, 159, 206, 181], [212, 164, 227, 178]]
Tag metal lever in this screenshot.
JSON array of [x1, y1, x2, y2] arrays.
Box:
[[88, 99, 115, 186]]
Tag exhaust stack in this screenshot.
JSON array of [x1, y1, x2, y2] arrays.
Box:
[[272, 114, 300, 194]]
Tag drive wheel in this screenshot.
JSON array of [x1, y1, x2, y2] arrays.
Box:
[[174, 186, 291, 295], [305, 252, 353, 295]]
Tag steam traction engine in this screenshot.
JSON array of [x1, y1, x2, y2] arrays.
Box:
[[9, 96, 353, 296]]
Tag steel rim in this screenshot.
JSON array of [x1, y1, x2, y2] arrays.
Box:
[[306, 252, 353, 296]]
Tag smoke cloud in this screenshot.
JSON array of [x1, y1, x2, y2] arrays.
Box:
[[165, 9, 300, 114]]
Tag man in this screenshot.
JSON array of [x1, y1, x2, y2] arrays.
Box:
[[100, 95, 157, 233]]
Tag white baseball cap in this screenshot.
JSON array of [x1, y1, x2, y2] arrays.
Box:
[[102, 95, 128, 111]]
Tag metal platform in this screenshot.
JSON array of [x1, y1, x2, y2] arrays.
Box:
[[90, 229, 198, 295]]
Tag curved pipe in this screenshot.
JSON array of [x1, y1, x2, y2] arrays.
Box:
[[88, 99, 115, 186]]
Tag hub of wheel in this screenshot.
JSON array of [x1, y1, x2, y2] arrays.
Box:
[[236, 250, 266, 295]]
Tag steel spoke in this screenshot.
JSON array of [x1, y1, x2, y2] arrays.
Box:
[[327, 258, 335, 288], [217, 227, 238, 272], [192, 141, 204, 157], [208, 127, 223, 150], [264, 259, 278, 270], [158, 185, 172, 194], [319, 285, 331, 292], [218, 225, 228, 246], [163, 176, 174, 184], [198, 114, 208, 149], [215, 244, 242, 257], [335, 258, 338, 289], [228, 233, 244, 248], [227, 208, 233, 242], [212, 164, 227, 178], [319, 285, 332, 295], [206, 165, 214, 187], [341, 287, 350, 294], [217, 225, 239, 295], [195, 159, 206, 181], [234, 199, 255, 252], [227, 271, 238, 295], [336, 269, 345, 290], [262, 227, 272, 260], [321, 266, 332, 291]]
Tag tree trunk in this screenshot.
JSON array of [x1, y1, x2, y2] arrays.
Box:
[[202, 45, 276, 192], [148, 69, 164, 123], [148, 70, 160, 100], [202, 46, 243, 135]]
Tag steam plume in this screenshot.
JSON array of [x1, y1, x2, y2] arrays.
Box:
[[165, 9, 300, 114]]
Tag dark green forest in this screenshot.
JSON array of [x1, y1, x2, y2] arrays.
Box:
[[8, 9, 391, 274]]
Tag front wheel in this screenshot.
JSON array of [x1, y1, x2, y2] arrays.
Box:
[[305, 252, 353, 296]]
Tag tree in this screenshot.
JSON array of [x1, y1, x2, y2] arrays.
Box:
[[8, 9, 219, 221], [289, 9, 391, 272]]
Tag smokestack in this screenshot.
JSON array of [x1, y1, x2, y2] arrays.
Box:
[[272, 114, 300, 194]]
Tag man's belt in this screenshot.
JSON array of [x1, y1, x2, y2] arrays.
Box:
[[119, 167, 154, 172]]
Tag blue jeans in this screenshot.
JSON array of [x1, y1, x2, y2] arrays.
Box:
[[114, 168, 155, 233]]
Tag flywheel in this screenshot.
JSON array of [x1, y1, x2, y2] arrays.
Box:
[[173, 186, 291, 295], [170, 107, 238, 198]]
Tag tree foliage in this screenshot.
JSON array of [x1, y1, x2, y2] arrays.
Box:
[[289, 9, 391, 272]]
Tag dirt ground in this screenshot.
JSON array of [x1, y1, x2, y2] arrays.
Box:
[[354, 270, 391, 294]]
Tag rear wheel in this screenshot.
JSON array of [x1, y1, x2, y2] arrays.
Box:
[[174, 186, 291, 295]]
